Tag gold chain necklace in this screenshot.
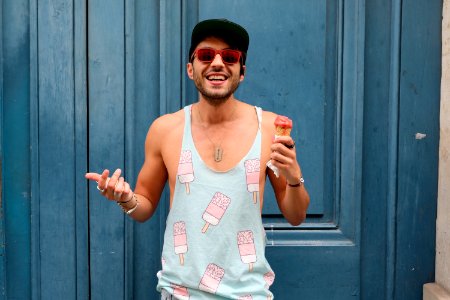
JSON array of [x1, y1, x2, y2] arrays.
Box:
[[196, 102, 238, 162]]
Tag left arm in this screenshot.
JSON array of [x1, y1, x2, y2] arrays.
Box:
[[268, 135, 310, 226]]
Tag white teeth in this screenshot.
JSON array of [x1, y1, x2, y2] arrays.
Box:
[[207, 75, 226, 81]]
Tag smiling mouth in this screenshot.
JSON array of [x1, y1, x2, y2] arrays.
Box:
[[206, 75, 227, 82]]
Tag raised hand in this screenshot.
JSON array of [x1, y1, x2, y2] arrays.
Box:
[[85, 168, 133, 203], [269, 135, 302, 185]]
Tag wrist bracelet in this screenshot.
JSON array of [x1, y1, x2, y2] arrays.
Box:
[[117, 193, 139, 214], [125, 199, 139, 215], [287, 177, 305, 187], [118, 194, 133, 204]]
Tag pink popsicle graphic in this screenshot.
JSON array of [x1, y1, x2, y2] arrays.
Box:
[[237, 230, 257, 271], [244, 159, 260, 203], [173, 221, 188, 265], [199, 263, 225, 294], [178, 150, 194, 194], [171, 283, 190, 300], [264, 271, 275, 289], [202, 192, 231, 233]]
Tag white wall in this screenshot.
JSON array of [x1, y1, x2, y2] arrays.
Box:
[[424, 0, 450, 299], [437, 0, 450, 291]]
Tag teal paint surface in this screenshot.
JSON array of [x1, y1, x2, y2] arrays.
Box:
[[2, 1, 31, 299], [88, 1, 127, 299], [37, 2, 78, 298], [395, 0, 441, 298]]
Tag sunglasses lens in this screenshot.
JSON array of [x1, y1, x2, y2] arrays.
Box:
[[195, 49, 241, 64], [197, 49, 216, 62], [221, 50, 240, 64]]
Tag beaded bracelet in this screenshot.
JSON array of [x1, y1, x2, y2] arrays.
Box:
[[117, 193, 139, 215]]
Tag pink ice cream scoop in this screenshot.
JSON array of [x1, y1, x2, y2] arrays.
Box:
[[202, 192, 231, 233], [237, 230, 257, 272], [244, 159, 260, 204], [199, 263, 225, 294], [178, 150, 194, 194], [171, 283, 190, 300], [173, 221, 188, 265], [274, 115, 293, 137]]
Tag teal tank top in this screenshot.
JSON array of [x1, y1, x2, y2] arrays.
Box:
[[157, 105, 275, 299]]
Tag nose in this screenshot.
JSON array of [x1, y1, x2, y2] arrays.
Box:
[[210, 53, 225, 67]]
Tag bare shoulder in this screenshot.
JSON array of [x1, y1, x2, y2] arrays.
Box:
[[261, 110, 277, 135], [149, 109, 184, 136]]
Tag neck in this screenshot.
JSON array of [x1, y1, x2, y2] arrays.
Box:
[[196, 98, 239, 125], [195, 99, 239, 163]]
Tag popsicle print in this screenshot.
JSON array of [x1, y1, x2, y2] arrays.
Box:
[[244, 159, 260, 204], [263, 271, 275, 289], [237, 230, 257, 271], [202, 192, 231, 233], [178, 150, 194, 194], [173, 221, 188, 265], [198, 263, 225, 294], [171, 283, 190, 300]]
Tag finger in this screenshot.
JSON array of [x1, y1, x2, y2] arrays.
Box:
[[271, 143, 296, 157], [273, 135, 293, 144], [284, 142, 295, 149], [121, 182, 133, 202], [270, 152, 294, 166], [97, 169, 110, 190], [107, 169, 122, 191], [123, 181, 131, 195], [114, 177, 125, 201], [85, 172, 102, 182], [115, 177, 125, 193]]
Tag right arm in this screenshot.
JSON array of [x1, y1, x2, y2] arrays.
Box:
[[130, 117, 169, 222], [85, 116, 170, 222]]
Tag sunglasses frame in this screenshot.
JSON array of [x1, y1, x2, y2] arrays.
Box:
[[191, 48, 242, 65]]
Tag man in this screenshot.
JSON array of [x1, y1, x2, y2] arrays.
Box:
[[86, 18, 309, 299]]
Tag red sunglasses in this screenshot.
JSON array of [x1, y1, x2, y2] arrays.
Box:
[[191, 48, 242, 65]]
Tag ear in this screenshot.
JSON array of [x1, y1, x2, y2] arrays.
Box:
[[187, 63, 194, 79], [239, 65, 246, 81]]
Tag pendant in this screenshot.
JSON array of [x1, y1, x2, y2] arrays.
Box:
[[214, 147, 223, 162]]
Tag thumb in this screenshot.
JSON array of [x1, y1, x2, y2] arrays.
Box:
[[85, 172, 101, 182]]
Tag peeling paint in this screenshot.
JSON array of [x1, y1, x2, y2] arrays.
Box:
[[415, 133, 427, 139]]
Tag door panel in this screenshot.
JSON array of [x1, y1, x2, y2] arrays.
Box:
[[197, 1, 336, 218], [180, 0, 364, 298], [88, 1, 126, 299], [42, 0, 438, 299]]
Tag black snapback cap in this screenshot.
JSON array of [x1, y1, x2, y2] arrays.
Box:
[[189, 19, 250, 63]]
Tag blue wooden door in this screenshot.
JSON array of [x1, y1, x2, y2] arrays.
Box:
[[185, 1, 363, 298], [85, 0, 441, 299], [86, 1, 363, 298], [0, 0, 441, 299]]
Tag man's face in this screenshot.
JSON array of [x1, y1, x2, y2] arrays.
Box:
[[187, 37, 245, 105]]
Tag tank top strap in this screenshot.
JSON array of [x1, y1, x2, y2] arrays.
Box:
[[255, 106, 262, 131], [181, 105, 194, 148], [184, 105, 193, 132]]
